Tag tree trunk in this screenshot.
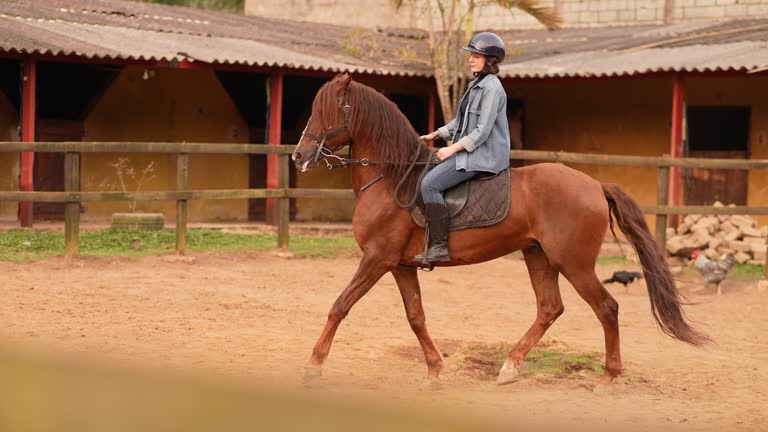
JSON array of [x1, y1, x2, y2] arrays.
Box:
[[664, 0, 676, 23]]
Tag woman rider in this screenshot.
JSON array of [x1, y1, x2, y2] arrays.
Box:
[[415, 32, 510, 264]]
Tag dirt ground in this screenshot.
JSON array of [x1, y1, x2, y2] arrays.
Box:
[[1, 250, 766, 431]]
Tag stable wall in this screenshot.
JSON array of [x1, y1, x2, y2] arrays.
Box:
[[82, 66, 250, 222], [0, 90, 18, 220], [506, 76, 673, 231], [295, 168, 355, 221], [507, 73, 768, 231]]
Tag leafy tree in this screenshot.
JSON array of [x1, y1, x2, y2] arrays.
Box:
[[393, 0, 560, 122]]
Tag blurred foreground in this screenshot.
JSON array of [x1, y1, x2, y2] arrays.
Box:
[[0, 343, 482, 432]]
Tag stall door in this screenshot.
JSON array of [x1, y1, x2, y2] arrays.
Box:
[[684, 106, 750, 206], [33, 119, 84, 220]]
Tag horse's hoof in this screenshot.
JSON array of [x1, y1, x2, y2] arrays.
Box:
[[303, 366, 323, 382], [593, 373, 617, 392], [496, 361, 520, 385], [424, 378, 444, 391]]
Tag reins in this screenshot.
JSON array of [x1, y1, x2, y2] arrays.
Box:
[[393, 146, 436, 209], [318, 144, 436, 209]]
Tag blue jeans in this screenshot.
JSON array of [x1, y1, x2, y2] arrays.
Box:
[[421, 155, 478, 205]]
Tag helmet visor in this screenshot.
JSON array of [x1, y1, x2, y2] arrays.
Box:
[[462, 46, 487, 56]]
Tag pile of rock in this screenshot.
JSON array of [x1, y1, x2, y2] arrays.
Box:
[[665, 203, 767, 265]]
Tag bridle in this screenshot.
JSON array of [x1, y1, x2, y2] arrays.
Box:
[[299, 95, 353, 168]]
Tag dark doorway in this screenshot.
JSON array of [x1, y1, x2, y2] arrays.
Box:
[[388, 93, 428, 134], [281, 76, 327, 144], [34, 61, 121, 220], [0, 59, 21, 112], [217, 71, 308, 222], [280, 75, 327, 215], [216, 71, 270, 221], [507, 98, 526, 168], [684, 106, 750, 206]]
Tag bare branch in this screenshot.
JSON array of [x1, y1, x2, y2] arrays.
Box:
[[436, 0, 448, 34]]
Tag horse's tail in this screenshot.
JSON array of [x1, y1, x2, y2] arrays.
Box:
[[602, 183, 710, 346]]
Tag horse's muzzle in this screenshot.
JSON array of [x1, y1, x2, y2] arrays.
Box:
[[292, 150, 319, 172]]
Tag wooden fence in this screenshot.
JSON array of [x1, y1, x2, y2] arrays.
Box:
[[1, 142, 768, 271], [0, 142, 353, 257]]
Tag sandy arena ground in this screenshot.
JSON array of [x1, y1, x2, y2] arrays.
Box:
[[1, 250, 766, 431]]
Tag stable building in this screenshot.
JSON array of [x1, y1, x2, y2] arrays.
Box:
[[497, 21, 768, 226], [1, 0, 767, 230], [0, 0, 435, 225]]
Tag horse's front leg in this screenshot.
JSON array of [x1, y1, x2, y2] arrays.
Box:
[[391, 266, 444, 380], [304, 253, 390, 380]]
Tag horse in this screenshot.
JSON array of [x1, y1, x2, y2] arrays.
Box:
[[291, 73, 709, 386]]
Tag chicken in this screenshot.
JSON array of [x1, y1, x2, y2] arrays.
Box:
[[691, 249, 735, 296], [602, 271, 643, 293], [602, 271, 643, 286]]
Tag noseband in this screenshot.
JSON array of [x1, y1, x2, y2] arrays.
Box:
[[301, 95, 353, 164]]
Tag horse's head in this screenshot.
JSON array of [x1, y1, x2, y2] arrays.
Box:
[[292, 73, 354, 172]]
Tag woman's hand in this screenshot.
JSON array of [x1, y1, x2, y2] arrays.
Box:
[[436, 143, 464, 160], [419, 131, 440, 142]]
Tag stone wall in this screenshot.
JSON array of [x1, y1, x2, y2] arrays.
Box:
[[245, 0, 420, 29], [493, 0, 768, 29], [245, 0, 768, 30]]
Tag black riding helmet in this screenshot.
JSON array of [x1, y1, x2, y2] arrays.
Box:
[[463, 32, 506, 63]]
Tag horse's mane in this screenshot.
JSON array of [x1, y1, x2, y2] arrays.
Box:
[[314, 78, 430, 190]]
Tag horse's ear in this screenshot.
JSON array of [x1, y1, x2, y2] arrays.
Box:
[[336, 72, 351, 97]]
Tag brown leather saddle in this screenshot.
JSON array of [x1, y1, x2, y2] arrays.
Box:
[[410, 168, 510, 231]]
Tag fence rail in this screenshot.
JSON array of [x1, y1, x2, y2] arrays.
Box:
[[508, 149, 768, 169], [1, 142, 767, 273], [0, 189, 357, 202], [0, 142, 296, 155]]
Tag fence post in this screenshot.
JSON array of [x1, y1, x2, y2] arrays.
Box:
[[277, 154, 290, 249], [655, 165, 671, 252], [64, 152, 80, 258], [764, 236, 768, 280], [176, 153, 188, 255]]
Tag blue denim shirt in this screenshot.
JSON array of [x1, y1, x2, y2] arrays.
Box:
[[437, 74, 510, 174]]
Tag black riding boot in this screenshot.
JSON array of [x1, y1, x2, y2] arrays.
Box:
[[414, 203, 450, 263]]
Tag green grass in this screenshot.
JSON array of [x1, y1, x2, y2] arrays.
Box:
[[0, 230, 63, 261], [449, 342, 604, 380], [523, 350, 605, 377], [0, 229, 359, 262], [730, 262, 765, 279]]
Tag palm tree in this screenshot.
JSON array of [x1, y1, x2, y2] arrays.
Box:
[[393, 0, 561, 122]]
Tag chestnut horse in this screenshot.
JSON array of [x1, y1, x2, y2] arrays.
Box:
[[292, 73, 708, 385]]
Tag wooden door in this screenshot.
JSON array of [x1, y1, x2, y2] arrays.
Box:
[[684, 150, 748, 206], [33, 119, 84, 220]]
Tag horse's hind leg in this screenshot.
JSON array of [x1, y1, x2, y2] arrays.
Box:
[[497, 246, 564, 385], [392, 266, 443, 380], [305, 253, 390, 380], [561, 268, 621, 385]]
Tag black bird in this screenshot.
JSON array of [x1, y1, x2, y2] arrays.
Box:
[[602, 271, 643, 287]]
